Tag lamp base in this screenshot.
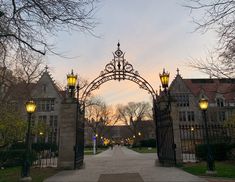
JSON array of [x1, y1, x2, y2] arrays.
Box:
[[19, 176, 32, 181]]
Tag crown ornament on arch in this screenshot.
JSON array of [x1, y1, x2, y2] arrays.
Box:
[[100, 42, 139, 80]]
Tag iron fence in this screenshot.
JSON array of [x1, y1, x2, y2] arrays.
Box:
[[32, 150, 58, 168], [179, 124, 235, 162]]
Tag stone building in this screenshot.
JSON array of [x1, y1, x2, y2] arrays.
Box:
[[168, 71, 235, 159], [4, 68, 64, 145], [169, 71, 235, 124], [30, 70, 64, 144]]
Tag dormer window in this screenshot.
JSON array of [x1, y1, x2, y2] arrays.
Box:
[[216, 98, 224, 107]]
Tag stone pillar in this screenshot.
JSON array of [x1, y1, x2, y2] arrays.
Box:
[[170, 102, 183, 164], [58, 99, 77, 169]]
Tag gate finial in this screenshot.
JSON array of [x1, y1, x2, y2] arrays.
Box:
[[117, 42, 120, 49]]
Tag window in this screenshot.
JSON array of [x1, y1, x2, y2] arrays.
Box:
[[38, 115, 47, 124], [176, 94, 189, 107], [179, 111, 186, 121], [217, 98, 224, 107], [180, 111, 194, 122], [49, 115, 58, 128], [218, 111, 226, 122], [36, 99, 55, 112], [187, 111, 195, 121]]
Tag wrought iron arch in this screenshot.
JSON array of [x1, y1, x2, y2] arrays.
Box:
[[73, 43, 176, 169], [81, 43, 157, 106]]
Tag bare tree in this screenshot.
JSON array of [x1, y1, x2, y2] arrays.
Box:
[[0, 0, 97, 56], [85, 98, 118, 139], [186, 0, 235, 78], [116, 102, 152, 141]]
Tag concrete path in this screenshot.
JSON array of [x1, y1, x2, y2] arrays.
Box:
[[44, 146, 206, 182]]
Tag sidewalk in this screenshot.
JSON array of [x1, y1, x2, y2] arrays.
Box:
[[44, 146, 206, 182]]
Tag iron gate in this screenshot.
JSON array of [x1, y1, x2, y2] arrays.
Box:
[[155, 101, 176, 166], [71, 43, 173, 169], [74, 103, 85, 169]]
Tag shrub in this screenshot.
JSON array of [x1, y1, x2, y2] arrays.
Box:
[[140, 139, 156, 148], [0, 150, 24, 167], [195, 143, 229, 161], [227, 143, 235, 160]]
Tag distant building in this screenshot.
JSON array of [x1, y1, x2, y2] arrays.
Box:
[[84, 120, 156, 146]]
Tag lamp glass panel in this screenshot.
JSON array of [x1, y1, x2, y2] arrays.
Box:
[[26, 100, 36, 113], [67, 74, 77, 87], [199, 98, 208, 110]]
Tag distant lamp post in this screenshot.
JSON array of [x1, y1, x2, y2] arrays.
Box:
[[133, 135, 136, 139], [138, 132, 141, 136], [21, 100, 36, 181], [190, 127, 194, 132], [199, 97, 215, 173], [159, 68, 170, 92], [39, 132, 44, 143]]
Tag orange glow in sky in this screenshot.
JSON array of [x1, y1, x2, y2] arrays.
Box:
[[47, 1, 217, 106]]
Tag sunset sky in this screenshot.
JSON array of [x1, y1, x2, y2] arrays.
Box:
[[46, 0, 217, 106]]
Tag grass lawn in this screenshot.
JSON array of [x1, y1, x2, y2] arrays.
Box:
[[84, 148, 107, 155], [0, 166, 59, 182], [130, 147, 157, 153], [182, 161, 235, 178]]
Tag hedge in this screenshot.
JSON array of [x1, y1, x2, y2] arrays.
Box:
[[0, 142, 58, 167], [195, 143, 234, 161], [139, 139, 156, 148], [10, 142, 58, 152]]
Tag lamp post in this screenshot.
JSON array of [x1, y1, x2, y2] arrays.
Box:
[[20, 100, 36, 181], [199, 98, 215, 173], [159, 68, 170, 93], [67, 70, 78, 98], [67, 70, 80, 169], [158, 69, 177, 165]]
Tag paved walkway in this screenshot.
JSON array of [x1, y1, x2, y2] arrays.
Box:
[[44, 146, 206, 182]]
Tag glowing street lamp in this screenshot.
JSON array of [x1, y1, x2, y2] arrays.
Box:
[[199, 97, 215, 173], [25, 100, 36, 114], [20, 100, 36, 181], [199, 98, 209, 111], [67, 70, 77, 97], [159, 68, 170, 92]]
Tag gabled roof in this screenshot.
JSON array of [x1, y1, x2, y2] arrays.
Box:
[[32, 70, 64, 99], [182, 79, 235, 102]]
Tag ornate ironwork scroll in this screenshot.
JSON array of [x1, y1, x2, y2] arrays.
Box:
[[81, 43, 156, 104]]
